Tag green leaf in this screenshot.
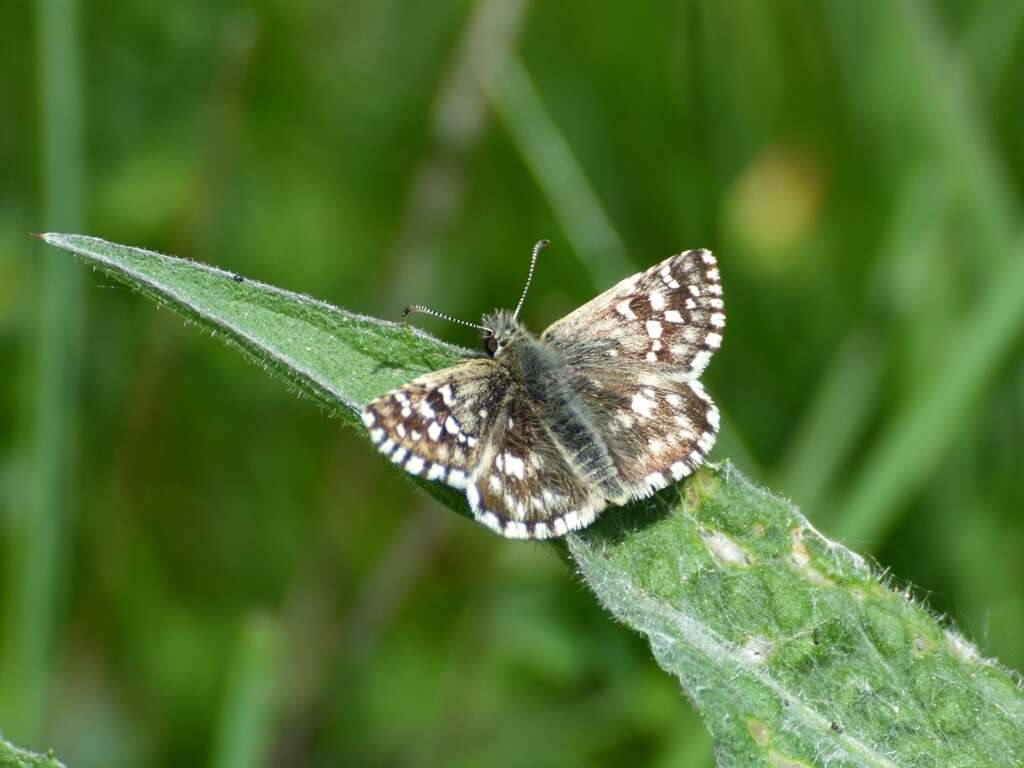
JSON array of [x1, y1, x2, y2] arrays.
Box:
[[44, 234, 1024, 766], [37, 233, 468, 422], [0, 736, 66, 768], [571, 465, 1024, 766]]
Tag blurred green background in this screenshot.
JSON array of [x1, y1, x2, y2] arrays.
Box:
[[3, 1, 1024, 766]]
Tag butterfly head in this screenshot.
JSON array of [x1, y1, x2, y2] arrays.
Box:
[[401, 239, 549, 358], [480, 309, 523, 357]]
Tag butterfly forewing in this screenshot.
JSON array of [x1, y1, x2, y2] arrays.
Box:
[[542, 249, 724, 378], [362, 359, 511, 490]]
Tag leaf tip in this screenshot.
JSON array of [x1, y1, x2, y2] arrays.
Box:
[[32, 232, 63, 246]]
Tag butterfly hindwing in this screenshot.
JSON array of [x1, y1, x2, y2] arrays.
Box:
[[542, 249, 725, 505], [571, 372, 721, 503], [466, 394, 605, 539]]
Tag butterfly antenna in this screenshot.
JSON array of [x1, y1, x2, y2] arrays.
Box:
[[401, 304, 491, 333], [512, 239, 549, 320]]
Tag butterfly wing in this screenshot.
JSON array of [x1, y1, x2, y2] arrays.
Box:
[[363, 358, 603, 539], [464, 393, 606, 539], [362, 359, 511, 491], [541, 249, 725, 502], [542, 248, 724, 379], [572, 373, 720, 502]]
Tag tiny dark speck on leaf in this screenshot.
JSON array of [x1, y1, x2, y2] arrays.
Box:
[[232, 273, 244, 283], [831, 721, 844, 734]]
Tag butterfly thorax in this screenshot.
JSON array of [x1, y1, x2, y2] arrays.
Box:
[[481, 309, 623, 498]]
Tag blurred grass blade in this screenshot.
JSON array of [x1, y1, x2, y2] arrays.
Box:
[[0, 736, 67, 768], [824, 1, 1024, 544], [210, 615, 280, 768], [775, 331, 883, 511], [45, 233, 1024, 765], [1, 0, 85, 743], [486, 55, 632, 287], [38, 233, 467, 420], [836, 234, 1024, 542]]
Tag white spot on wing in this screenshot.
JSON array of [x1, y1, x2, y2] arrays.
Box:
[[690, 349, 712, 373], [361, 411, 375, 427], [631, 392, 656, 418], [505, 521, 529, 539], [645, 320, 663, 338], [645, 472, 666, 489], [664, 310, 684, 323], [427, 422, 442, 441], [405, 455, 424, 475], [649, 292, 665, 310], [504, 454, 525, 479], [615, 299, 636, 320], [708, 406, 720, 430], [439, 384, 454, 405]]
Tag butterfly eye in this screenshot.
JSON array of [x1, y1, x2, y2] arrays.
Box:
[[484, 336, 500, 357]]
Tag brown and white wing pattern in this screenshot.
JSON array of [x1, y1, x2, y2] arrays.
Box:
[[361, 359, 511, 492], [573, 371, 720, 503], [465, 394, 606, 540], [542, 249, 724, 379], [362, 359, 604, 539], [363, 249, 725, 540], [543, 249, 725, 502]]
